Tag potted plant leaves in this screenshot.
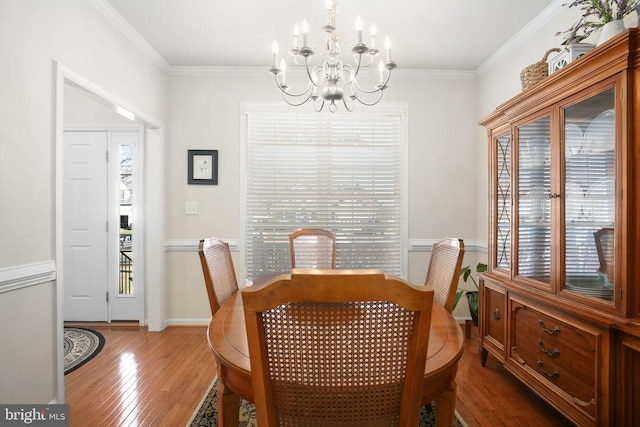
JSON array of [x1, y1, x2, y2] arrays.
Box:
[[454, 262, 487, 325]]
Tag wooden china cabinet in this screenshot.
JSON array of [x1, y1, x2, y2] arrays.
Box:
[[478, 29, 640, 427]]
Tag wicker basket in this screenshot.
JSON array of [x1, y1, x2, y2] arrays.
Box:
[[520, 48, 561, 90]]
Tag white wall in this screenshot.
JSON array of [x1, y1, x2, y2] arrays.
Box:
[[0, 0, 167, 404], [164, 69, 481, 321]]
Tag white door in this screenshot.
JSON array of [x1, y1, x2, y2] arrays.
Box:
[[63, 131, 109, 321], [63, 128, 144, 322]]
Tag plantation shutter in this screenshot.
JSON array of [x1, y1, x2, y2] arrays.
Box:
[[243, 106, 407, 279]]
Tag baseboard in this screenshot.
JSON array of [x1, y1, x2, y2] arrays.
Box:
[[165, 318, 210, 327]]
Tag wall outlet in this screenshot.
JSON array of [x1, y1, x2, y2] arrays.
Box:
[[185, 202, 198, 215]]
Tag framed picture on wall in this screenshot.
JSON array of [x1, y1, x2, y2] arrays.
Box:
[[188, 149, 218, 185]]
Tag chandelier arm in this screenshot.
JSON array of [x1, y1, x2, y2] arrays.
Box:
[[344, 55, 364, 86], [305, 57, 323, 87], [341, 63, 358, 86], [274, 75, 314, 98], [281, 90, 313, 107], [351, 89, 384, 106], [355, 52, 375, 68], [351, 70, 392, 94], [313, 99, 325, 112], [341, 97, 355, 112]]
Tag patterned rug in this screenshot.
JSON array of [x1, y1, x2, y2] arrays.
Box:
[[189, 378, 467, 426], [63, 327, 105, 375]]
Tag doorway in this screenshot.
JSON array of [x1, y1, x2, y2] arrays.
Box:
[[55, 63, 165, 403], [63, 128, 144, 322]]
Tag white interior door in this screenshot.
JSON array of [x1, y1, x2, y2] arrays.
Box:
[[63, 131, 109, 321]]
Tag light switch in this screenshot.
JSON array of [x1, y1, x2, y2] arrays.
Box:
[[185, 202, 198, 215]]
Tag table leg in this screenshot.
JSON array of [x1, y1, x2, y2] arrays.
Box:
[[216, 377, 240, 427], [464, 319, 472, 339], [435, 379, 456, 427]]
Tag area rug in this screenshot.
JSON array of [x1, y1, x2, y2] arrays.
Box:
[[63, 327, 105, 375], [188, 377, 467, 427]]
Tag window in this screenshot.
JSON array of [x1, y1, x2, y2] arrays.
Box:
[[241, 105, 407, 279]]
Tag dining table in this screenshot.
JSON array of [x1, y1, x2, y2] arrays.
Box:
[[208, 272, 465, 427]]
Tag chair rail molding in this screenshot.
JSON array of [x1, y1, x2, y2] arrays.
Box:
[[0, 261, 57, 293], [165, 239, 240, 252], [166, 239, 486, 253], [409, 239, 487, 253]]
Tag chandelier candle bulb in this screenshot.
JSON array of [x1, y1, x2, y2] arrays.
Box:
[[279, 59, 287, 84], [384, 36, 392, 62], [272, 41, 279, 67], [301, 19, 309, 47], [370, 23, 377, 49], [292, 24, 299, 49], [355, 15, 363, 44], [378, 60, 384, 84], [325, 0, 335, 27]]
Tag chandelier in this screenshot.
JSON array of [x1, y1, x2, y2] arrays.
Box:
[[269, 0, 396, 112]]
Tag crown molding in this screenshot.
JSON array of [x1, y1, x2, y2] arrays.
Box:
[[89, 0, 171, 73], [476, 0, 564, 76], [169, 66, 268, 77]]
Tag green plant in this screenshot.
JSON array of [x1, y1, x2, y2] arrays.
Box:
[[557, 0, 640, 44], [453, 262, 488, 318]]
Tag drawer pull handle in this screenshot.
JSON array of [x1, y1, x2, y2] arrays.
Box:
[[536, 360, 560, 378], [537, 339, 560, 357], [493, 309, 501, 320], [537, 320, 560, 335]]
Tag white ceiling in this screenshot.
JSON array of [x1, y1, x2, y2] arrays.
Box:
[[104, 0, 559, 71]]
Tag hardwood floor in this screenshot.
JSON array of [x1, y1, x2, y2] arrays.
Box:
[[65, 323, 575, 427]]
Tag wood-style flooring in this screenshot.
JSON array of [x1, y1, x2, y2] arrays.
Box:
[[65, 322, 575, 427]]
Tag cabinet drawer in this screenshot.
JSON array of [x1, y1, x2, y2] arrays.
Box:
[[508, 299, 605, 420]]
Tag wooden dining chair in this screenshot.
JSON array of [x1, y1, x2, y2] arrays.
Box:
[[594, 227, 615, 284], [424, 237, 465, 313], [242, 269, 434, 427], [288, 228, 337, 269], [198, 238, 239, 317]]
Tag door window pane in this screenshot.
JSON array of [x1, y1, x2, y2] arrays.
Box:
[[119, 144, 133, 296]]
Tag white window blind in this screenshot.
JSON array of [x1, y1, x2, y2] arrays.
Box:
[[242, 106, 407, 279]]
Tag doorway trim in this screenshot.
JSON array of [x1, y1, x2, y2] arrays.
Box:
[[54, 62, 166, 402]]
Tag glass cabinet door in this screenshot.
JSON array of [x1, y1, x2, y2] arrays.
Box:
[[563, 88, 615, 303], [495, 134, 511, 273], [517, 115, 551, 285]]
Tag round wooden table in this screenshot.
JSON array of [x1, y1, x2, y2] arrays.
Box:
[[209, 273, 464, 427]]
